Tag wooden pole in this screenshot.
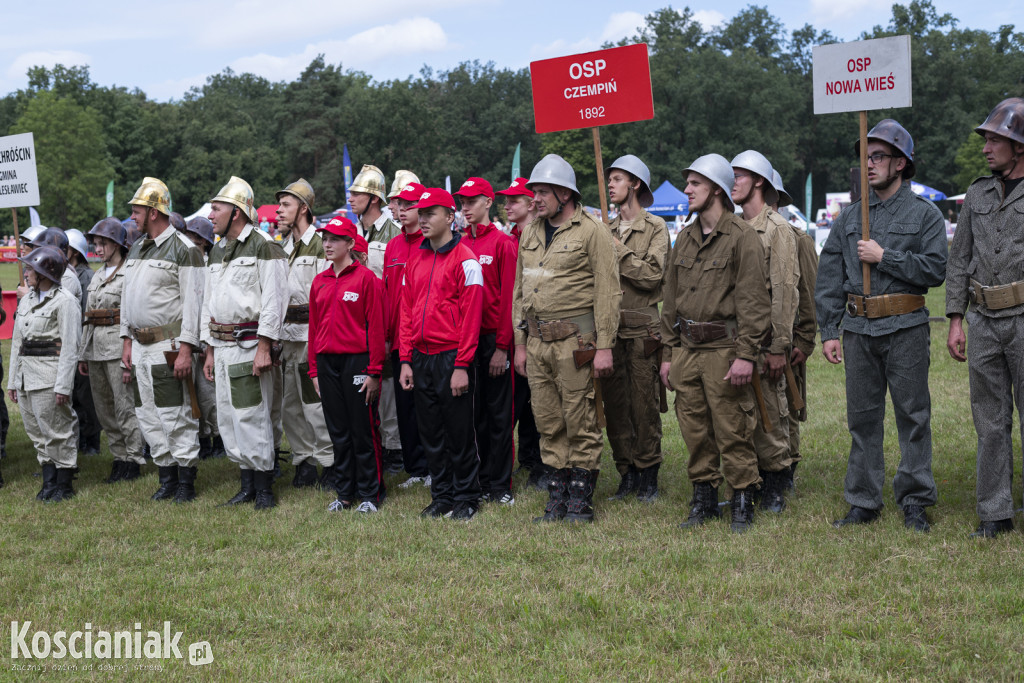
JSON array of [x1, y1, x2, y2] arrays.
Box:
[[859, 110, 871, 297], [591, 127, 609, 224], [11, 208, 23, 285]]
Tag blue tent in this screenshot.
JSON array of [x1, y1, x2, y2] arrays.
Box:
[[910, 181, 947, 201], [648, 180, 689, 216]]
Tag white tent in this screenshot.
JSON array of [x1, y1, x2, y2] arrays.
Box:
[[185, 203, 212, 222]]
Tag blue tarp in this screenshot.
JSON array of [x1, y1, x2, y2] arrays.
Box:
[[648, 180, 689, 216], [910, 181, 947, 201]]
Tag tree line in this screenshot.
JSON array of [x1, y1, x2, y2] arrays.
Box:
[[1, 0, 1021, 232]]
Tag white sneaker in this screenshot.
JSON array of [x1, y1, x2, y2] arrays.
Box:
[[327, 499, 351, 512], [494, 492, 515, 506], [422, 475, 432, 487], [355, 501, 378, 514], [399, 476, 427, 489]]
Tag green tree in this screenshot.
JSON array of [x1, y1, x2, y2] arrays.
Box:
[[953, 132, 988, 190]]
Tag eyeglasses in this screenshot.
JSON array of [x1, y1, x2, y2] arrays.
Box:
[[866, 152, 894, 164]]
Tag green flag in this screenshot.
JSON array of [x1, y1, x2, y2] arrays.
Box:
[[105, 180, 114, 217], [511, 143, 521, 182]]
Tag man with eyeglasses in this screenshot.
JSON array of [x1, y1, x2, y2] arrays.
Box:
[[815, 119, 948, 532]]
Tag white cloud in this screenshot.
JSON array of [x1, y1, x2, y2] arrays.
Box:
[[810, 0, 889, 25], [528, 37, 600, 62], [145, 73, 212, 102], [5, 50, 92, 82], [600, 11, 645, 42], [692, 9, 725, 31]]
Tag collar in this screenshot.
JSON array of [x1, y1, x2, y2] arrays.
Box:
[[867, 181, 910, 213], [295, 224, 316, 246], [469, 222, 495, 238], [419, 231, 462, 254], [403, 228, 423, 241], [328, 260, 359, 278], [236, 224, 256, 242], [146, 224, 177, 247]]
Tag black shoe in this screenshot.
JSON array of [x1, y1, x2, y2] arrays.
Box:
[[421, 500, 454, 518], [121, 461, 142, 481], [317, 463, 339, 492], [221, 469, 256, 506], [385, 448, 405, 474], [902, 504, 930, 532], [253, 470, 276, 510], [680, 482, 721, 529], [292, 460, 319, 488], [534, 468, 571, 523], [635, 463, 660, 503], [272, 450, 285, 480], [151, 466, 179, 501], [730, 488, 755, 533], [209, 435, 226, 458], [81, 445, 100, 457], [174, 466, 198, 503], [608, 465, 639, 501], [49, 468, 77, 502], [36, 463, 58, 501], [783, 461, 797, 492], [524, 464, 547, 491], [449, 501, 478, 520], [104, 460, 125, 484], [759, 470, 786, 513], [565, 468, 598, 523], [970, 518, 1013, 538], [197, 437, 212, 460], [833, 505, 881, 528]]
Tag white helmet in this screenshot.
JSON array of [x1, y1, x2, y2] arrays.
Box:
[[770, 170, 794, 207], [22, 225, 46, 245], [731, 150, 779, 206], [606, 154, 654, 208], [526, 154, 580, 200], [683, 154, 736, 210], [66, 228, 90, 260]]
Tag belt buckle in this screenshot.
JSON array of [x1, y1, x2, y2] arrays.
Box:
[[847, 299, 860, 316]]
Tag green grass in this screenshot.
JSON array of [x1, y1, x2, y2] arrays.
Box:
[[1, 267, 1021, 680]]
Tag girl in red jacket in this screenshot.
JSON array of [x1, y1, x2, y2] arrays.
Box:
[[308, 217, 387, 513]]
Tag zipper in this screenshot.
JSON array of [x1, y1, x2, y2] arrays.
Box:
[[419, 252, 438, 352]]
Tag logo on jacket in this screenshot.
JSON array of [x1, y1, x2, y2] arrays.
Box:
[[343, 291, 359, 302], [479, 255, 493, 265]]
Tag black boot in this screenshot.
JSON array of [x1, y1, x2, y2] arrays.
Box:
[[49, 468, 76, 502], [565, 468, 598, 523], [209, 435, 226, 458], [525, 464, 548, 491], [174, 466, 198, 503], [783, 461, 797, 492], [608, 465, 639, 501], [222, 469, 256, 505], [197, 437, 212, 460], [121, 461, 142, 481], [272, 449, 284, 480], [759, 470, 786, 513], [680, 482, 721, 528], [730, 487, 755, 533], [317, 463, 339, 492], [253, 470, 277, 510], [104, 460, 125, 484], [292, 460, 319, 488], [533, 468, 570, 523], [37, 463, 58, 501], [635, 463, 660, 503], [151, 465, 179, 501]]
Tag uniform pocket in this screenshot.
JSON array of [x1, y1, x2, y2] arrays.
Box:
[[554, 239, 585, 269], [228, 257, 258, 288], [298, 362, 320, 404], [150, 364, 184, 408], [228, 361, 261, 409]]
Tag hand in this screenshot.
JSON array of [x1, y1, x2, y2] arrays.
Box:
[[174, 344, 193, 380], [7, 389, 17, 404], [723, 358, 754, 386], [822, 339, 843, 364], [399, 364, 414, 391], [78, 361, 89, 377], [659, 361, 672, 389], [764, 352, 786, 381], [252, 338, 272, 376], [790, 347, 808, 366], [16, 284, 28, 299], [947, 315, 967, 362], [312, 376, 320, 396], [55, 392, 69, 406], [489, 348, 508, 378], [857, 239, 884, 264], [121, 338, 133, 372], [360, 376, 380, 404], [203, 346, 216, 382], [122, 369, 131, 385], [593, 348, 614, 378], [450, 368, 469, 397], [514, 344, 527, 377]]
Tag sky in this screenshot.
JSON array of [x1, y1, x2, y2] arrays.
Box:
[[2, 0, 1021, 101]]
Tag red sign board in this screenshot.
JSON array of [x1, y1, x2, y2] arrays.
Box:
[[530, 43, 654, 134]]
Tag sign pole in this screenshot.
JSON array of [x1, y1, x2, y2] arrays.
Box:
[[858, 110, 870, 296], [592, 127, 609, 224], [11, 208, 23, 285]]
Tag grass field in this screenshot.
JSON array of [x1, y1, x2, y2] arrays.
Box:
[[0, 267, 1021, 681]]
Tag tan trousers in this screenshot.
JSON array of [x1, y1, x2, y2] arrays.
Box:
[[133, 339, 200, 468], [669, 345, 760, 491], [88, 359, 144, 463], [280, 340, 332, 467], [20, 388, 78, 468], [526, 332, 603, 470], [603, 336, 662, 474], [753, 371, 791, 472], [212, 343, 276, 471]]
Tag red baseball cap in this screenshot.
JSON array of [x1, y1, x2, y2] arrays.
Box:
[[496, 177, 534, 199], [318, 216, 358, 240], [414, 188, 457, 211], [395, 182, 426, 202], [353, 234, 368, 254], [453, 177, 494, 200]]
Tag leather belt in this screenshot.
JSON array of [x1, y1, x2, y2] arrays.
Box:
[[84, 308, 120, 326], [21, 339, 62, 357], [846, 293, 925, 318], [970, 278, 1024, 311], [675, 318, 738, 344], [522, 313, 595, 342], [130, 321, 181, 345], [619, 309, 655, 328], [209, 320, 259, 342], [284, 304, 310, 324]]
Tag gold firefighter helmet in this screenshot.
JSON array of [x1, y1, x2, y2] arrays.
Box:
[[211, 176, 259, 224], [128, 177, 172, 216], [276, 178, 316, 221], [387, 170, 421, 199], [349, 164, 387, 202]]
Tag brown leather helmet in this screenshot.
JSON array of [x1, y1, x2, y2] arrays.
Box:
[[29, 227, 71, 252], [122, 219, 143, 248], [169, 211, 187, 231], [20, 246, 67, 285], [88, 217, 128, 248], [186, 217, 215, 245], [975, 97, 1024, 146]]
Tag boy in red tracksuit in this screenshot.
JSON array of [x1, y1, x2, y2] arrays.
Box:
[[454, 177, 519, 505], [383, 182, 431, 489], [398, 188, 484, 520], [308, 217, 387, 513]]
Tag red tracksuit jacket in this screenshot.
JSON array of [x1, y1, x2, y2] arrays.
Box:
[[399, 233, 483, 369], [383, 228, 425, 346], [307, 260, 386, 378], [461, 222, 517, 351]]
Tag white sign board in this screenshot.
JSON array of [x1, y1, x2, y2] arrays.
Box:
[[0, 132, 40, 209], [812, 35, 912, 114]]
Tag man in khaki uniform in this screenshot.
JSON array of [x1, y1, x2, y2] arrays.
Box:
[[731, 150, 798, 513], [122, 177, 206, 503], [602, 155, 670, 503], [203, 176, 288, 510], [275, 178, 333, 488], [660, 154, 770, 533], [512, 154, 621, 523]]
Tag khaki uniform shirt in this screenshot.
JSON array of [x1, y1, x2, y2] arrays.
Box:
[[363, 214, 401, 278], [9, 286, 81, 395], [513, 205, 621, 349], [791, 225, 819, 357], [609, 209, 670, 339], [946, 174, 1024, 319], [79, 264, 126, 362], [202, 224, 288, 347], [282, 227, 326, 343], [120, 226, 206, 348], [660, 211, 770, 361], [61, 267, 81, 303], [748, 205, 798, 353]]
